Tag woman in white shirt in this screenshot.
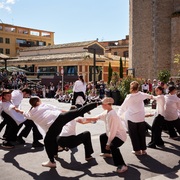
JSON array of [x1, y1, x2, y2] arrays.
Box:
[[72, 75, 86, 105], [118, 81, 152, 155], [16, 96, 99, 168], [148, 86, 165, 148], [164, 86, 180, 139], [79, 97, 128, 174]]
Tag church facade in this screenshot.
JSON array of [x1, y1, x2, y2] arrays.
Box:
[[129, 0, 180, 80]]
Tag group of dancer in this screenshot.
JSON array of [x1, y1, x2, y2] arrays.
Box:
[[0, 74, 179, 174]]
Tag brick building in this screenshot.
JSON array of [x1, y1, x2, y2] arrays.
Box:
[[129, 0, 180, 80], [0, 23, 54, 57]]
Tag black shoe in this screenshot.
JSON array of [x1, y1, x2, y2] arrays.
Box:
[[1, 141, 15, 149], [32, 141, 44, 148], [16, 137, 25, 144], [156, 143, 164, 147], [147, 143, 156, 149]]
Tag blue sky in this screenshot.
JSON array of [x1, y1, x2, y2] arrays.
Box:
[[0, 0, 129, 44]]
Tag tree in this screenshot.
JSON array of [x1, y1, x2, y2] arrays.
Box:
[[108, 62, 113, 84], [119, 57, 123, 78], [158, 70, 171, 83]]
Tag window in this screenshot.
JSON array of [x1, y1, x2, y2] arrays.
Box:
[[5, 38, 10, 44], [18, 29, 28, 34], [6, 49, 10, 54], [123, 51, 129, 57], [41, 32, 50, 37], [38, 41, 46, 46], [114, 52, 118, 55], [38, 66, 57, 76], [16, 39, 26, 44], [0, 37, 3, 43], [30, 30, 40, 36], [64, 66, 77, 76], [89, 66, 102, 82], [0, 48, 3, 54], [5, 26, 15, 32], [0, 25, 2, 31]]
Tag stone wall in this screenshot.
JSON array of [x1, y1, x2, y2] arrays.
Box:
[[129, 0, 179, 80]]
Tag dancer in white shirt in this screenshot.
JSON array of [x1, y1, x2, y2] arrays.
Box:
[[118, 81, 152, 155], [164, 86, 180, 139], [15, 96, 100, 168], [72, 75, 86, 105], [148, 86, 165, 148], [78, 97, 128, 174]]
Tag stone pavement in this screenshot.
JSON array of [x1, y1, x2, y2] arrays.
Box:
[[0, 99, 179, 180]]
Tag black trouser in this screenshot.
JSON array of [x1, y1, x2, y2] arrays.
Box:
[[18, 120, 43, 142], [149, 114, 165, 145], [128, 120, 146, 151], [57, 131, 94, 158], [100, 133, 126, 166], [72, 91, 86, 105], [0, 119, 7, 133], [166, 118, 180, 138], [1, 111, 21, 142], [44, 102, 97, 161]]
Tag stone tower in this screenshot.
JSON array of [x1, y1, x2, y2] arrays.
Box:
[[129, 0, 180, 80]]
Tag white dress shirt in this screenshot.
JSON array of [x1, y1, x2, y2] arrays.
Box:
[[96, 109, 127, 145], [153, 95, 165, 117], [118, 92, 151, 123], [2, 101, 26, 125], [60, 119, 76, 136], [11, 90, 23, 108], [73, 80, 86, 93], [164, 94, 180, 121], [24, 103, 62, 133]]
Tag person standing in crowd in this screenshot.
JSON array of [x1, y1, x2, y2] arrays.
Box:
[[72, 75, 86, 105], [99, 85, 105, 99], [142, 80, 150, 105], [49, 82, 56, 98], [148, 79, 152, 94], [152, 79, 158, 95], [14, 96, 100, 168], [167, 77, 175, 86], [79, 97, 128, 173], [148, 86, 165, 148], [164, 86, 180, 139], [118, 81, 152, 155]]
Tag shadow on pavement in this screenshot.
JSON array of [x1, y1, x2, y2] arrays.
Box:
[[2, 143, 44, 179]]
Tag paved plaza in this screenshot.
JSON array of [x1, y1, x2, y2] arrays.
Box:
[[0, 99, 179, 180]]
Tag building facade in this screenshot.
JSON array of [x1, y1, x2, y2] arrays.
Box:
[[0, 23, 54, 57], [129, 0, 180, 80], [0, 40, 129, 83]]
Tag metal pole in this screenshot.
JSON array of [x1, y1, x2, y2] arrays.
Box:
[[93, 49, 96, 88], [62, 74, 64, 94], [4, 59, 7, 70]]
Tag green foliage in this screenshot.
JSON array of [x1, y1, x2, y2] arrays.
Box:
[[118, 76, 142, 103], [174, 54, 180, 64], [158, 70, 171, 83], [174, 54, 180, 76], [109, 71, 120, 91], [108, 62, 113, 84], [119, 57, 123, 78]]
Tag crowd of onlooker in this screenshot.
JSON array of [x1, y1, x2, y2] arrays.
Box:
[[0, 70, 180, 104]]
